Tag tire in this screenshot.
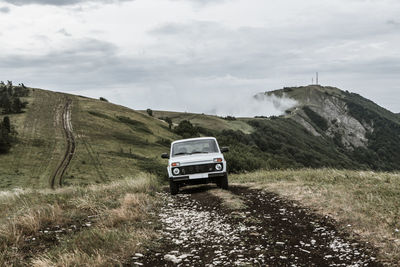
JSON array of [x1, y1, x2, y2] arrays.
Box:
[[169, 180, 179, 195], [218, 174, 229, 190]]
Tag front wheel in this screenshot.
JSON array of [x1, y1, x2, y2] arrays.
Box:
[[217, 174, 229, 190], [169, 180, 179, 195]]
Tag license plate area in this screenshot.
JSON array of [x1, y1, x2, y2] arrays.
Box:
[[189, 173, 208, 179]]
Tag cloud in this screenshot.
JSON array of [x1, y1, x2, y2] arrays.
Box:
[[387, 19, 400, 26], [1, 0, 400, 113], [169, 0, 228, 6], [57, 28, 72, 37], [2, 0, 133, 6], [0, 6, 10, 12]]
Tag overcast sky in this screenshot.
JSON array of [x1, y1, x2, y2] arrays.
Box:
[[0, 0, 399, 115]]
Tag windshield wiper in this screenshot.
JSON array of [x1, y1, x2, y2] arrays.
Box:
[[173, 152, 188, 156], [191, 151, 208, 154]]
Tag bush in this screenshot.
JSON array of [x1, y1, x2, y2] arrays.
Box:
[[174, 120, 199, 138], [99, 97, 108, 102], [223, 116, 236, 121], [0, 117, 12, 153], [159, 117, 173, 129], [146, 108, 153, 117]]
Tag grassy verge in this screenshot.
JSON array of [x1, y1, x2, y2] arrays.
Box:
[[231, 169, 400, 264], [0, 173, 160, 266]]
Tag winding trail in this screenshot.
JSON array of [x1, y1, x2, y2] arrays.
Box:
[[136, 185, 381, 266], [50, 98, 75, 188]]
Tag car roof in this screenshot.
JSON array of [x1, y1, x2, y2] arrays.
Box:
[[171, 137, 217, 145]]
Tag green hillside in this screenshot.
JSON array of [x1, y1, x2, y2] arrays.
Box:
[[0, 88, 179, 189], [1, 85, 400, 190], [268, 85, 400, 170]]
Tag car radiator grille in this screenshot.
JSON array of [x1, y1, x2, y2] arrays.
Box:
[[180, 163, 216, 175]]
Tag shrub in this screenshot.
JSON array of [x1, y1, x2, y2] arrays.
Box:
[[223, 116, 236, 121], [99, 97, 108, 102], [146, 108, 153, 117], [174, 120, 199, 138]]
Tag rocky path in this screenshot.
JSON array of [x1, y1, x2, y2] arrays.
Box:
[[136, 185, 381, 266]]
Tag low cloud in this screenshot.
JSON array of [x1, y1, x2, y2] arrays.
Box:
[[198, 93, 298, 117]]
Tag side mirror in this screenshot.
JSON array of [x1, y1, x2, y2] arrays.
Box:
[[161, 153, 170, 159], [220, 147, 229, 153]]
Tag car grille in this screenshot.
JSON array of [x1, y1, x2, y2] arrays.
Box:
[[180, 163, 217, 175]]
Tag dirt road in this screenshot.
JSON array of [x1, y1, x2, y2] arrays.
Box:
[[50, 98, 75, 188], [136, 185, 381, 266]]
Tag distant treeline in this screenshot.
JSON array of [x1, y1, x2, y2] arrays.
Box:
[[0, 81, 29, 154], [0, 81, 29, 114]]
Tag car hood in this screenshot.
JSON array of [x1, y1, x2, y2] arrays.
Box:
[[169, 153, 223, 166]]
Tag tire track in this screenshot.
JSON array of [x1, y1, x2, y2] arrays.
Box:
[[50, 98, 75, 188]]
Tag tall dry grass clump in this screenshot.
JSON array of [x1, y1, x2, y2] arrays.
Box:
[[0, 173, 160, 266]]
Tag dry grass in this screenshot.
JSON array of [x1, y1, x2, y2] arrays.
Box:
[[0, 173, 160, 266], [208, 188, 247, 210], [231, 169, 400, 265]]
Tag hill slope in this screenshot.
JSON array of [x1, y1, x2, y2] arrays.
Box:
[[0, 88, 181, 189], [1, 85, 399, 190], [263, 85, 400, 170], [0, 88, 255, 189]]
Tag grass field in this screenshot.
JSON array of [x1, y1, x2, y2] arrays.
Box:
[[0, 89, 67, 189], [0, 88, 181, 189], [0, 173, 159, 266], [231, 169, 400, 264], [65, 95, 179, 187]]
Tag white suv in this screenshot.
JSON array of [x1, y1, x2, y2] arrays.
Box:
[[161, 137, 229, 195]]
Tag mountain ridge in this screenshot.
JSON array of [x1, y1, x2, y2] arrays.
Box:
[[1, 84, 400, 190]]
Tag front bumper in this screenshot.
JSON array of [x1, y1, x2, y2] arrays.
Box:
[[170, 171, 226, 182]]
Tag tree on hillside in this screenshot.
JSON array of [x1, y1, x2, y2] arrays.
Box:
[[0, 118, 11, 153], [12, 98, 24, 113], [3, 116, 10, 133], [146, 108, 153, 117], [174, 120, 200, 138], [165, 117, 173, 129], [0, 95, 12, 114]]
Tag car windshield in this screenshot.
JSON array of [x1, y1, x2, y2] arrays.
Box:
[[171, 139, 219, 157]]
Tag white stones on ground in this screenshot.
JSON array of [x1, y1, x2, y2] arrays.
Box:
[[134, 253, 143, 257], [164, 254, 182, 264], [299, 248, 311, 254]]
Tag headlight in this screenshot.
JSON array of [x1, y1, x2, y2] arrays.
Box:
[[172, 168, 180, 175], [215, 163, 223, 171]]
